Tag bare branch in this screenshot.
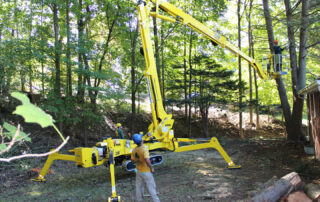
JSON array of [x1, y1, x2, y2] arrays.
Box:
[[0, 125, 21, 156], [133, 75, 145, 94], [0, 136, 70, 162], [291, 0, 302, 13], [307, 41, 320, 49], [156, 23, 179, 51]]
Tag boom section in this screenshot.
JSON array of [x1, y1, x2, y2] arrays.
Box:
[[149, 0, 269, 79], [138, 4, 174, 140]]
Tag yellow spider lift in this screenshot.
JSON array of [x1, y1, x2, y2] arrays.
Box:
[[32, 1, 277, 201]]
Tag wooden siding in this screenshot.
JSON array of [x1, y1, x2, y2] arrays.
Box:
[[307, 92, 320, 159]]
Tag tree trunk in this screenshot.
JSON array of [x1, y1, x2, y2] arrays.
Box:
[[138, 89, 140, 114], [153, 17, 161, 81], [247, 0, 253, 125], [200, 109, 209, 138], [188, 31, 193, 137], [284, 0, 309, 141], [0, 29, 3, 95], [77, 0, 85, 103], [66, 0, 72, 97], [40, 1, 45, 96], [53, 3, 61, 98], [199, 74, 209, 138], [297, 0, 309, 91], [251, 36, 259, 129], [184, 27, 188, 122], [52, 2, 62, 130], [161, 21, 165, 102], [41, 60, 44, 95], [0, 64, 3, 95], [20, 69, 26, 93], [28, 0, 34, 95], [290, 0, 310, 140], [237, 0, 243, 137], [82, 53, 94, 104], [131, 21, 139, 134], [83, 5, 95, 106]]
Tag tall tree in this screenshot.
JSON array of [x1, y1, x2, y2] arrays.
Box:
[[52, 2, 61, 99], [66, 0, 72, 97], [247, 0, 254, 125], [28, 0, 34, 95], [188, 30, 193, 137], [153, 17, 161, 81], [183, 27, 188, 122], [262, 0, 310, 141], [193, 55, 238, 137], [237, 0, 246, 137], [160, 21, 165, 103], [51, 1, 63, 130], [77, 0, 85, 103], [130, 20, 139, 134], [91, 0, 121, 107], [251, 33, 260, 129]]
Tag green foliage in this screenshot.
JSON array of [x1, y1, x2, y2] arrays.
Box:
[[0, 144, 6, 151], [192, 54, 238, 108], [0, 122, 31, 153], [3, 122, 30, 142], [0, 0, 318, 137]]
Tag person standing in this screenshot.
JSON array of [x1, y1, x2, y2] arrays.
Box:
[[131, 134, 160, 202], [115, 123, 124, 139], [273, 40, 285, 72]]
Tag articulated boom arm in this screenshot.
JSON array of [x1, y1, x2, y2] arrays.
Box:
[[138, 3, 174, 141], [147, 0, 272, 80]]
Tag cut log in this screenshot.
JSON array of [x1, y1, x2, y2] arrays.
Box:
[[305, 183, 320, 200], [252, 172, 304, 202], [282, 191, 312, 202]]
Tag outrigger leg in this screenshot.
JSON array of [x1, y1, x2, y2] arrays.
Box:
[[107, 150, 121, 202], [31, 150, 76, 182], [174, 137, 241, 169]]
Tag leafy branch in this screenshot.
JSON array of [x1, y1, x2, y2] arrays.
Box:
[[0, 92, 68, 162], [0, 125, 21, 156], [0, 136, 69, 162]]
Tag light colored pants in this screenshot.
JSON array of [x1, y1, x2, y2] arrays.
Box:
[[136, 172, 160, 202]]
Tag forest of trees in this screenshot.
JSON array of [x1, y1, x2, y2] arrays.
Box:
[[0, 0, 319, 144]]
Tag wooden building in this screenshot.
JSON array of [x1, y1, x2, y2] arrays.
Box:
[[299, 80, 320, 159]]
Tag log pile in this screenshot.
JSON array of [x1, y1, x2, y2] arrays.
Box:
[[252, 172, 320, 202]]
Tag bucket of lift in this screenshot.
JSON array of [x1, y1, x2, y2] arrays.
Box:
[[262, 54, 288, 78]]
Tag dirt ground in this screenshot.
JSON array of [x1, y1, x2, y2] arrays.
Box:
[[1, 108, 320, 201]]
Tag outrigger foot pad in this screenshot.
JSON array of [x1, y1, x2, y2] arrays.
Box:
[[31, 176, 46, 182], [227, 164, 241, 169], [108, 196, 121, 202]]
